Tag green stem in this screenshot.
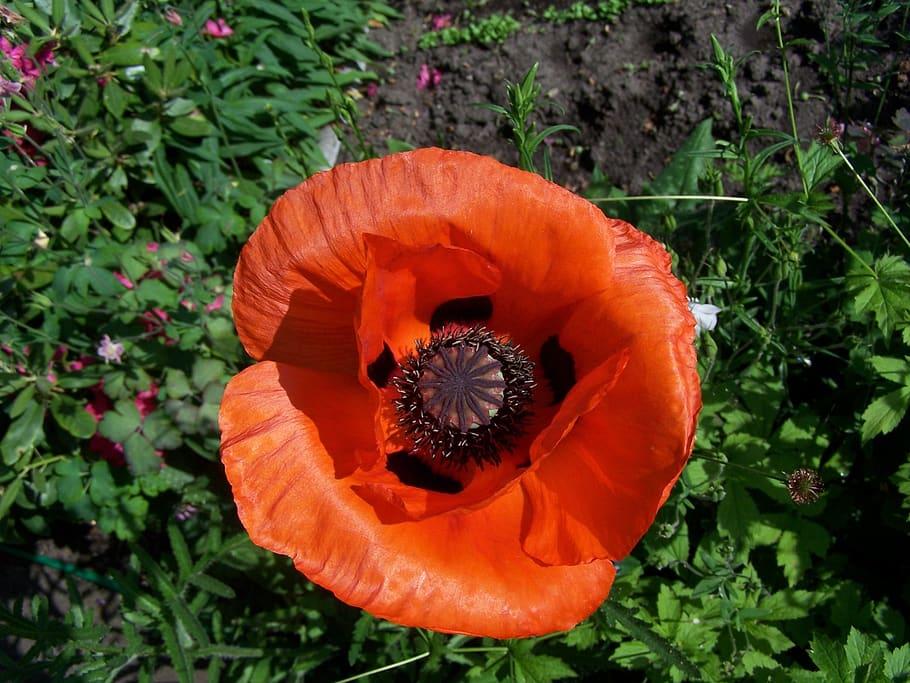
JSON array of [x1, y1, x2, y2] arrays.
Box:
[[589, 194, 747, 203], [772, 0, 809, 198], [601, 601, 702, 679], [831, 142, 910, 252], [334, 652, 430, 683], [0, 543, 124, 593], [692, 451, 788, 483]]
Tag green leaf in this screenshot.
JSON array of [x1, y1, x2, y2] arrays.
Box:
[[102, 81, 128, 117], [165, 370, 193, 399], [192, 359, 226, 390], [50, 395, 96, 438], [509, 640, 576, 683], [885, 643, 910, 680], [717, 482, 759, 542], [60, 209, 90, 242], [809, 636, 850, 683], [98, 401, 141, 442], [645, 118, 714, 200], [169, 114, 214, 137], [187, 573, 236, 599], [861, 386, 910, 442], [123, 433, 160, 475], [2, 401, 45, 465], [89, 461, 116, 505], [194, 644, 263, 659], [98, 198, 136, 230], [0, 477, 24, 520], [847, 255, 910, 337], [167, 521, 192, 580]]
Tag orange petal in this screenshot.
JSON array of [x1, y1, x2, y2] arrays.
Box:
[[221, 361, 616, 637], [519, 221, 700, 565], [232, 149, 615, 371], [357, 233, 501, 381]]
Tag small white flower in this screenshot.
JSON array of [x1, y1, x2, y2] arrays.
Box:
[[96, 335, 125, 364], [688, 298, 721, 336]]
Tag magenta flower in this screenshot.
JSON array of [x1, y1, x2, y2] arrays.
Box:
[[202, 18, 233, 38], [113, 271, 134, 289], [0, 37, 54, 86], [416, 63, 442, 91], [146, 241, 160, 253], [205, 293, 225, 313], [431, 13, 452, 30], [366, 82, 379, 98]]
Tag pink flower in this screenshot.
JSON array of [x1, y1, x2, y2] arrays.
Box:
[[431, 13, 452, 30], [180, 299, 197, 311], [97, 335, 125, 364], [96, 76, 109, 87], [68, 355, 94, 371], [1, 343, 12, 355], [180, 250, 194, 263], [1, 37, 54, 86], [89, 434, 126, 466], [205, 293, 225, 313], [202, 18, 233, 38], [164, 8, 183, 26], [416, 63, 442, 91], [46, 371, 57, 383], [85, 383, 113, 422], [1, 77, 22, 97], [146, 241, 160, 253], [366, 82, 379, 98], [114, 271, 134, 289], [135, 383, 158, 418]]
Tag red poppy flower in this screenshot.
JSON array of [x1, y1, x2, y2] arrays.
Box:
[[219, 149, 700, 638]]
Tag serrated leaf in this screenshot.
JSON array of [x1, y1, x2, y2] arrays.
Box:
[[99, 402, 141, 442], [848, 255, 910, 337], [717, 482, 759, 542], [187, 573, 235, 599], [809, 636, 850, 683], [862, 386, 910, 442], [168, 521, 192, 580], [885, 643, 910, 679], [510, 641, 576, 683]]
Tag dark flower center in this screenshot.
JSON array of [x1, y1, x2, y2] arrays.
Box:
[[418, 345, 506, 432], [394, 326, 535, 467]]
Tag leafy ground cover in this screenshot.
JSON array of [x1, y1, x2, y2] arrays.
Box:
[[2, 0, 910, 681]]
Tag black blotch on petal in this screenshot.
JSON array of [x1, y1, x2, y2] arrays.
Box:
[[366, 343, 396, 388], [386, 451, 464, 494], [540, 335, 576, 404], [430, 296, 493, 331]]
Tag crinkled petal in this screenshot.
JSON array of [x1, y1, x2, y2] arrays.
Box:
[[232, 149, 615, 372], [519, 222, 700, 565], [220, 361, 616, 637]]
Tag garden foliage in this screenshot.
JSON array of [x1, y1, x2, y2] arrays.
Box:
[[1, 0, 909, 681]]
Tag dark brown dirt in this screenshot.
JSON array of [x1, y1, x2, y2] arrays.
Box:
[[361, 0, 834, 193]]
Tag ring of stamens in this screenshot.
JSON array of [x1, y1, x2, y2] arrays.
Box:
[[393, 325, 535, 467]]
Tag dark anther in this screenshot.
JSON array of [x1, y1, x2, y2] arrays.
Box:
[[430, 296, 493, 331], [386, 451, 464, 494], [366, 343, 396, 388], [540, 335, 575, 404]]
